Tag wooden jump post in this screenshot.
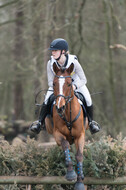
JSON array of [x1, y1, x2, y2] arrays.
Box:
[[0, 176, 125, 185]]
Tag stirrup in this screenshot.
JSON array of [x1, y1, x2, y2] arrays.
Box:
[[89, 120, 100, 134], [30, 120, 42, 134]]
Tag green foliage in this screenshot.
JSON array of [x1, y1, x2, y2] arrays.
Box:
[[47, 146, 66, 176], [0, 135, 125, 189], [83, 135, 126, 179]]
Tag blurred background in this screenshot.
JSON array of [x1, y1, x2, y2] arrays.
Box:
[[0, 0, 126, 142]]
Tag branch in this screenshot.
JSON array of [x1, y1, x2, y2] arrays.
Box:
[[0, 0, 18, 9], [0, 19, 17, 26], [110, 44, 126, 51], [0, 17, 24, 27]]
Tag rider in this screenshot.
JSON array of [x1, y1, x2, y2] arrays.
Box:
[[30, 38, 100, 134]]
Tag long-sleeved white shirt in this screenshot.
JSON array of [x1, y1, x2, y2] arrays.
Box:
[[47, 54, 87, 89]]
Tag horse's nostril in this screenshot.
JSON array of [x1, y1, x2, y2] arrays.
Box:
[[56, 105, 65, 113], [62, 105, 65, 110], [59, 107, 63, 112]]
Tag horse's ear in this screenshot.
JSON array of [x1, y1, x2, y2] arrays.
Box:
[[66, 63, 74, 74], [53, 62, 60, 74]]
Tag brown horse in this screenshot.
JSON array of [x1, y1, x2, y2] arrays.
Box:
[[45, 63, 88, 190]]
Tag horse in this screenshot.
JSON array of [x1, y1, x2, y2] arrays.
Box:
[[45, 62, 88, 190]]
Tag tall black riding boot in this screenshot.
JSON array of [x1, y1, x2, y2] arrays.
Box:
[[30, 103, 48, 134], [86, 105, 100, 134]]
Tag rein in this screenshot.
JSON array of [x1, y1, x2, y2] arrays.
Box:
[[54, 75, 81, 135]]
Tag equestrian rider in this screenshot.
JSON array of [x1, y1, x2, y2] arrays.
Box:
[[30, 38, 100, 134]]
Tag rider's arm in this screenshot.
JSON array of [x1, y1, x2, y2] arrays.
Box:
[[47, 60, 54, 87], [74, 58, 87, 89]]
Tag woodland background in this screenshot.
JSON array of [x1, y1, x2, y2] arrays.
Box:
[[0, 0, 126, 141]]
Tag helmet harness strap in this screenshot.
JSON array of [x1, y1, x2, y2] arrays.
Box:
[[55, 50, 63, 61], [55, 50, 66, 61]]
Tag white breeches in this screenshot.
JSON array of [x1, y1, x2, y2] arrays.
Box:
[[75, 85, 92, 106], [44, 87, 53, 104], [44, 85, 92, 106]]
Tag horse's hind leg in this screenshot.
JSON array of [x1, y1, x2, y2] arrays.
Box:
[[61, 138, 77, 181], [74, 133, 85, 190]]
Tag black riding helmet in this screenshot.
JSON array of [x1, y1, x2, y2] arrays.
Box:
[[48, 38, 69, 51]]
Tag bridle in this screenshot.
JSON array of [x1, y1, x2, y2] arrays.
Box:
[[54, 75, 81, 135], [54, 75, 74, 105]]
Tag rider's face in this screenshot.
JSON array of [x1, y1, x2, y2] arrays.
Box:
[[52, 50, 61, 59]]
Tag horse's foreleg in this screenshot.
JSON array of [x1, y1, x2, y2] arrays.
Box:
[[61, 138, 77, 181], [61, 138, 71, 166], [74, 133, 85, 190], [53, 130, 77, 181]]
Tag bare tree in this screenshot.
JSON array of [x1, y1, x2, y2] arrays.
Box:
[[13, 1, 25, 120]]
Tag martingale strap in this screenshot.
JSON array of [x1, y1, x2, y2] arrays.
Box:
[[58, 103, 81, 132]]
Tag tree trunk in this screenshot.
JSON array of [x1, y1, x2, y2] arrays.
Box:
[[103, 0, 118, 128], [13, 1, 24, 120], [31, 0, 42, 93]]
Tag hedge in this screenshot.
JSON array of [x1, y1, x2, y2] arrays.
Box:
[[0, 135, 125, 190]]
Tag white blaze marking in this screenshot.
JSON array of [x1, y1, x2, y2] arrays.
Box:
[[58, 76, 65, 108]]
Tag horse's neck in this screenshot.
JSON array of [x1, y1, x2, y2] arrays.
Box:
[[71, 95, 79, 108], [65, 95, 80, 116]]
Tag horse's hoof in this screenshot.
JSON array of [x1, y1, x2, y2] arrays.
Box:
[[74, 182, 85, 190], [65, 170, 77, 181]]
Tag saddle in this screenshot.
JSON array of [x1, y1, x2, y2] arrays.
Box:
[[74, 92, 87, 118]]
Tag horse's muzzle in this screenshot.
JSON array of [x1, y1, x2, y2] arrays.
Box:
[[56, 105, 65, 114]]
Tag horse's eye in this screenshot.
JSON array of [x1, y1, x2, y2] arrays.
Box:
[[53, 83, 55, 87]]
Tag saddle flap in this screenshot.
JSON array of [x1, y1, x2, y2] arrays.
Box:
[[74, 92, 87, 118]]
